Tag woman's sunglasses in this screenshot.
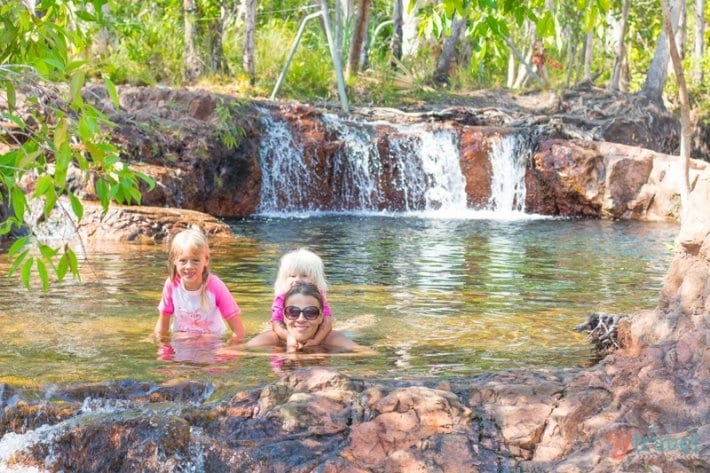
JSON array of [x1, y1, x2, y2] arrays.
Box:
[[284, 306, 321, 320]]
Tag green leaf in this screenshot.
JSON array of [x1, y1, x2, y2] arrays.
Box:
[[3, 112, 25, 130], [104, 77, 120, 109], [75, 11, 97, 22], [54, 118, 68, 151], [36, 259, 49, 291], [11, 187, 26, 220], [33, 174, 54, 198], [69, 71, 85, 108], [69, 192, 83, 220], [65, 60, 88, 73], [39, 243, 58, 260], [21, 256, 34, 289], [57, 253, 69, 281], [67, 248, 80, 279], [6, 81, 15, 111], [8, 249, 29, 277], [0, 217, 18, 236], [8, 235, 30, 258]]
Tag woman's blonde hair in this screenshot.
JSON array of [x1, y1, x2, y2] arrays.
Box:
[[274, 248, 327, 294], [168, 228, 211, 307]]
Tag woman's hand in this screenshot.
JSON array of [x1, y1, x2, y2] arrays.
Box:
[[286, 333, 303, 352]]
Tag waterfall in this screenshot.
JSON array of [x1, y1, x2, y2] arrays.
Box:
[[487, 134, 529, 214], [257, 112, 317, 213], [388, 125, 467, 211], [257, 110, 529, 216]]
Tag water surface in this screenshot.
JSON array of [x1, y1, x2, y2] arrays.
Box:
[[0, 215, 678, 397]]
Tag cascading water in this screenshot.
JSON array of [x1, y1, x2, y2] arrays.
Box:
[[257, 109, 530, 216], [487, 134, 530, 215], [389, 124, 467, 212], [257, 111, 318, 212]]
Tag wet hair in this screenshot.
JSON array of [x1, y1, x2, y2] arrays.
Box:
[[283, 282, 324, 310], [274, 248, 327, 294], [167, 228, 211, 306]]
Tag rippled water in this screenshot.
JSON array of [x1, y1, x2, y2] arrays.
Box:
[[0, 215, 678, 397]]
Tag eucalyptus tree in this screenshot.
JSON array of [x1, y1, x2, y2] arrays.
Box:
[[0, 0, 153, 289], [641, 0, 681, 104], [693, 0, 705, 83], [607, 0, 630, 92], [243, 0, 256, 84], [183, 0, 203, 81], [660, 0, 691, 220]]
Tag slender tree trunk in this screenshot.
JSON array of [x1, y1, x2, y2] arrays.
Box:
[[693, 0, 705, 83], [243, 0, 256, 85], [391, 0, 403, 66], [507, 52, 516, 88], [641, 0, 681, 104], [183, 0, 202, 82], [660, 0, 691, 222], [583, 31, 593, 81], [335, 0, 343, 65], [433, 18, 466, 86], [565, 26, 578, 88], [512, 20, 535, 88], [403, 0, 424, 57], [677, 0, 687, 58], [347, 0, 371, 78], [209, 2, 229, 74], [608, 0, 630, 92]]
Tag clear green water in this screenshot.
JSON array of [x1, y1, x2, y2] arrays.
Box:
[[0, 215, 678, 397]]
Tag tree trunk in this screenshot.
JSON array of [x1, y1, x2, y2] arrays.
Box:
[[507, 51, 516, 88], [641, 0, 681, 104], [433, 18, 466, 86], [243, 0, 256, 85], [608, 0, 630, 92], [565, 25, 577, 88], [660, 0, 691, 222], [209, 2, 229, 74], [391, 0, 403, 66], [583, 31, 593, 81], [693, 0, 705, 83], [347, 0, 371, 78], [403, 0, 424, 57], [183, 0, 202, 82]]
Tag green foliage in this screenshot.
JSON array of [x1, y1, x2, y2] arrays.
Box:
[[254, 19, 333, 99], [213, 98, 246, 150], [1, 0, 154, 290]]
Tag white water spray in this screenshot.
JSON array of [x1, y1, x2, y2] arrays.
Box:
[[487, 134, 529, 214]]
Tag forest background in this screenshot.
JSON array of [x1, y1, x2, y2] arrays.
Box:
[[0, 0, 709, 288]]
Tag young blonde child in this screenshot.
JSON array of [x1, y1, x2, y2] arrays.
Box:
[[246, 248, 332, 350], [154, 228, 245, 350]]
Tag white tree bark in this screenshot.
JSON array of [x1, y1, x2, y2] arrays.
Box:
[[641, 0, 681, 104], [243, 0, 256, 85], [660, 0, 691, 222], [693, 0, 705, 83], [391, 0, 403, 65], [183, 0, 202, 82], [607, 0, 629, 92]]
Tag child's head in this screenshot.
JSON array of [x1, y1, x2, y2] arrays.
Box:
[[282, 282, 324, 343], [168, 228, 210, 290], [274, 248, 327, 294]]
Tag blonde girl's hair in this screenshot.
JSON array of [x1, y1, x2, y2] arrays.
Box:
[[274, 248, 327, 294], [168, 227, 211, 308]]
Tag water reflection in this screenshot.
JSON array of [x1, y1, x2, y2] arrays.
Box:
[[0, 216, 678, 392]]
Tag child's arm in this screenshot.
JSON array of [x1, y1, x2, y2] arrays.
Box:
[[303, 316, 332, 347], [155, 313, 171, 342], [226, 315, 245, 342]]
